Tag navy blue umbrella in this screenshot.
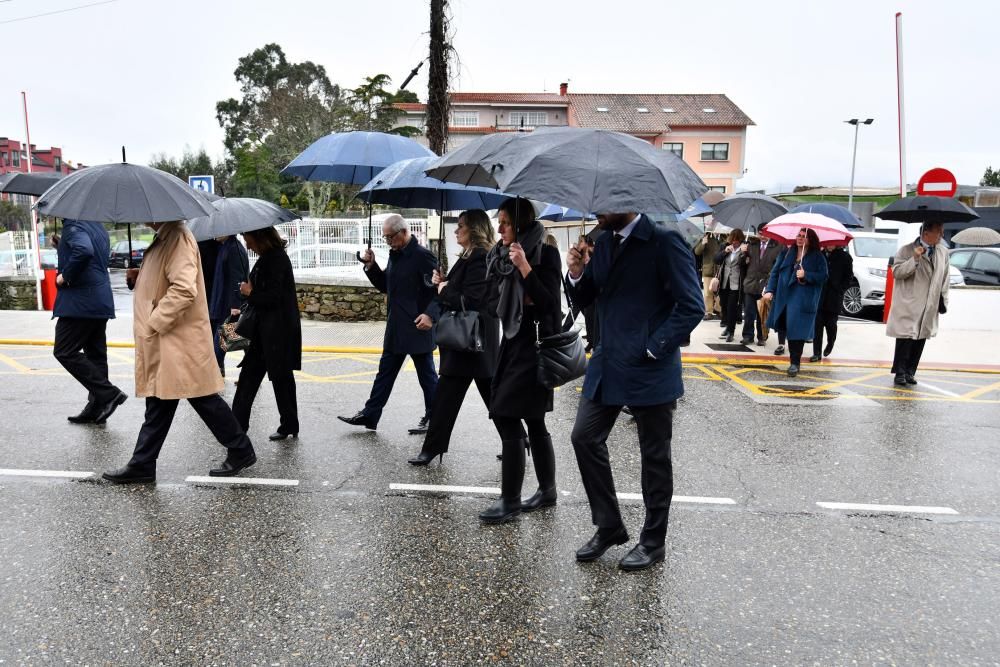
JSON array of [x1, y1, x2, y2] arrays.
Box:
[[788, 202, 863, 228]]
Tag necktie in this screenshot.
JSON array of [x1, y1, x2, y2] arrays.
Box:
[[611, 233, 625, 263], [760, 241, 767, 260]]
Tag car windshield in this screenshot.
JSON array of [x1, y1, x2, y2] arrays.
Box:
[[853, 237, 898, 258]]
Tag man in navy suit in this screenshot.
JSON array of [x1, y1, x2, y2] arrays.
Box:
[[53, 219, 128, 424], [338, 214, 439, 433], [566, 212, 704, 571]]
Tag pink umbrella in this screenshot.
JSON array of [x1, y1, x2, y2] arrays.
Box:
[[760, 212, 854, 248]]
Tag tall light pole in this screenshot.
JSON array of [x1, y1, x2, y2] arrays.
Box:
[[845, 118, 874, 212]]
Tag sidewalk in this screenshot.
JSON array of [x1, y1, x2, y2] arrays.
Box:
[[2, 309, 997, 373]]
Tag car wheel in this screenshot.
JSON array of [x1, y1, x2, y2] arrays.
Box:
[[842, 284, 863, 316]]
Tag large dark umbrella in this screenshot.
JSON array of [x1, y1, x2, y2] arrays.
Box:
[[788, 202, 863, 228], [426, 127, 706, 215], [186, 197, 300, 242], [875, 196, 979, 224], [711, 193, 787, 232], [281, 131, 435, 254], [36, 161, 216, 267], [0, 171, 64, 197]]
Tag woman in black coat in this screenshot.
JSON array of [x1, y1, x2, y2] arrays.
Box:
[[232, 227, 302, 441], [479, 198, 563, 525], [409, 210, 500, 465]]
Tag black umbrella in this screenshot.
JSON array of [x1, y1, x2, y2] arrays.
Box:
[[711, 193, 787, 232], [875, 196, 979, 224], [0, 172, 64, 197]]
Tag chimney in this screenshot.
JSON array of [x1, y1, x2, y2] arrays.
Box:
[[559, 82, 568, 96]]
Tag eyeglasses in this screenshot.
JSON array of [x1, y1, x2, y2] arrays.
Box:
[[382, 229, 402, 241]]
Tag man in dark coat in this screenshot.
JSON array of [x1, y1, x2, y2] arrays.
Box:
[[53, 219, 128, 424], [338, 214, 439, 432], [566, 212, 704, 572], [812, 246, 853, 360], [741, 235, 782, 345]]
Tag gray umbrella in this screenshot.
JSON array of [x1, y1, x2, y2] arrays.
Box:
[[710, 193, 787, 231], [0, 172, 64, 197], [426, 127, 707, 214], [36, 162, 215, 223], [950, 226, 1000, 247], [185, 198, 300, 242]]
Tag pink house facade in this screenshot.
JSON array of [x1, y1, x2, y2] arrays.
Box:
[[394, 84, 754, 195]]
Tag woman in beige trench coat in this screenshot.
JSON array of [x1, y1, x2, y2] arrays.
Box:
[[885, 222, 950, 386], [102, 221, 257, 483]]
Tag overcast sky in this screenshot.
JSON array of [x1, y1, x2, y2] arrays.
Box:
[[1, 0, 996, 193]]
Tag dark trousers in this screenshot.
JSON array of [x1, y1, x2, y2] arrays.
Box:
[[571, 396, 675, 548], [788, 339, 805, 366], [232, 358, 299, 436], [813, 310, 839, 357], [128, 394, 253, 471], [492, 415, 549, 443], [721, 288, 741, 334], [209, 318, 225, 369], [363, 351, 438, 424], [892, 338, 927, 375], [421, 374, 491, 454], [53, 317, 119, 405], [742, 293, 762, 341]]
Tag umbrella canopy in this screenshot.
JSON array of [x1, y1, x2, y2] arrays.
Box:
[[425, 126, 706, 215], [185, 198, 300, 242], [787, 202, 862, 228], [423, 133, 528, 188], [659, 196, 714, 222], [700, 190, 726, 207], [537, 203, 595, 222], [659, 219, 704, 246], [711, 193, 787, 231], [760, 212, 854, 248], [950, 226, 1000, 247], [356, 157, 508, 211], [281, 131, 435, 185], [36, 162, 215, 223], [0, 171, 64, 197], [875, 196, 979, 224]]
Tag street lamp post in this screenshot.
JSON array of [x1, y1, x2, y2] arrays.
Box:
[[846, 118, 874, 212]]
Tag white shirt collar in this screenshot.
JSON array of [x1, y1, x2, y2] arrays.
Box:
[[615, 214, 643, 240]]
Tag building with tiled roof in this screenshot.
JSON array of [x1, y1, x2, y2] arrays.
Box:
[[393, 83, 754, 194]]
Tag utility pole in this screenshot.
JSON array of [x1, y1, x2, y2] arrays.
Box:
[[426, 0, 450, 156]]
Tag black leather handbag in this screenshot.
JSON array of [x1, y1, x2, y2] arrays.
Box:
[[435, 297, 483, 353], [234, 304, 258, 339], [535, 322, 587, 389]]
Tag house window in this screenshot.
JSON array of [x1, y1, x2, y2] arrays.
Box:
[[11, 151, 20, 167], [508, 111, 548, 128], [707, 185, 727, 193], [450, 111, 480, 127], [54, 157, 62, 172], [0, 151, 6, 165], [662, 142, 683, 159], [405, 116, 425, 130], [701, 143, 730, 161]]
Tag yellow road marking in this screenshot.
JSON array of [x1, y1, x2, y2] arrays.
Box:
[[801, 370, 887, 396], [0, 351, 32, 373], [961, 378, 1000, 400]]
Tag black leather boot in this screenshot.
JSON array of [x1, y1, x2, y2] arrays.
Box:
[[479, 438, 525, 524], [522, 434, 557, 512]]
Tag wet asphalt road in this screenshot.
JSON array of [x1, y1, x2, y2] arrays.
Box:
[[0, 350, 998, 665]]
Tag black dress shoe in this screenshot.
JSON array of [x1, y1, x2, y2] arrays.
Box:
[[408, 450, 443, 466], [905, 374, 917, 385], [521, 487, 557, 512], [740, 337, 753, 346], [894, 373, 908, 386], [67, 402, 99, 424], [407, 415, 430, 435], [774, 345, 785, 355], [337, 411, 377, 430], [755, 338, 765, 346], [787, 364, 799, 377], [619, 544, 666, 571], [725, 333, 734, 343], [93, 391, 128, 425], [809, 355, 821, 363], [102, 465, 155, 484], [576, 526, 629, 562], [209, 450, 257, 477], [823, 344, 834, 357], [479, 497, 521, 524], [268, 431, 297, 441]]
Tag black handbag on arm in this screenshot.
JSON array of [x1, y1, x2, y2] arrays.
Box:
[[435, 296, 483, 353], [535, 321, 587, 389]]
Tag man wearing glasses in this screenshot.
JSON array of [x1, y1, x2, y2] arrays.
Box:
[[338, 214, 439, 433]]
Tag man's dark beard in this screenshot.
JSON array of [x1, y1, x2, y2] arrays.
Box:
[[598, 214, 633, 231]]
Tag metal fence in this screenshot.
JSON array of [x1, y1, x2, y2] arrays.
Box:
[[0, 231, 38, 278], [249, 217, 429, 281]]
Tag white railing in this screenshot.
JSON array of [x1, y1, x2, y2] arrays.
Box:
[[249, 217, 429, 281], [0, 231, 37, 278]]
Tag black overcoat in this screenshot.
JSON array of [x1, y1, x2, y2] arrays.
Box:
[[365, 237, 439, 355], [244, 248, 302, 375], [428, 247, 499, 378], [819, 247, 854, 313], [489, 243, 563, 419]]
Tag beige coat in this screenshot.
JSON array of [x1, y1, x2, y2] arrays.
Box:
[[133, 222, 224, 399], [886, 240, 950, 340]]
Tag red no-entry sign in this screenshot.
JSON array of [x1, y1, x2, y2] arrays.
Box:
[[916, 168, 957, 197]]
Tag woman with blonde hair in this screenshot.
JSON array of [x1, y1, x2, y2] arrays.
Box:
[[409, 209, 501, 465]]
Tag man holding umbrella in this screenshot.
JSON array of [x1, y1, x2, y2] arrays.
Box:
[[566, 212, 704, 571]]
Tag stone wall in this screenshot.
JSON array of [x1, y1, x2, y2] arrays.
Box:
[[297, 281, 386, 322], [0, 278, 37, 310]]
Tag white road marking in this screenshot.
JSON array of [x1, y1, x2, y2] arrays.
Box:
[[0, 468, 94, 479], [618, 492, 737, 505], [185, 476, 299, 487], [914, 381, 961, 398], [817, 501, 958, 515], [390, 482, 500, 495]]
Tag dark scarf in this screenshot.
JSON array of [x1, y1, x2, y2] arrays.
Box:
[[209, 238, 235, 321], [487, 220, 545, 339]]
